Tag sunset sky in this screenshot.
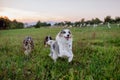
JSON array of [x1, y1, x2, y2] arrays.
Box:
[[0, 0, 120, 24]]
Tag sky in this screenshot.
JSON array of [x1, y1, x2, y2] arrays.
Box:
[[0, 0, 120, 24]]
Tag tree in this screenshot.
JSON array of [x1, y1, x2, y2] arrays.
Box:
[[10, 19, 24, 29], [64, 21, 72, 27], [94, 18, 102, 24], [40, 22, 51, 26], [115, 17, 120, 23], [0, 16, 11, 30], [34, 20, 51, 28], [54, 22, 65, 26], [35, 21, 41, 28], [10, 20, 17, 29], [91, 18, 102, 24], [17, 22, 24, 29], [0, 16, 24, 30], [74, 21, 81, 27], [104, 16, 113, 23], [85, 20, 92, 25], [0, 17, 6, 29], [81, 18, 85, 25]]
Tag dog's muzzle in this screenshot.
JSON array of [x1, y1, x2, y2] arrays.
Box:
[[64, 36, 71, 40]]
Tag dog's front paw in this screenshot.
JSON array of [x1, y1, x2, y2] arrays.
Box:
[[49, 53, 51, 57], [24, 50, 29, 55], [54, 59, 56, 63], [68, 59, 72, 62], [68, 56, 73, 62]]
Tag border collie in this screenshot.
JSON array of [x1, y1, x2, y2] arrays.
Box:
[[44, 36, 59, 62]]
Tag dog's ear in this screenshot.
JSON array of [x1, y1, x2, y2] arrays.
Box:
[[23, 39, 25, 44], [59, 32, 63, 37], [23, 39, 27, 50], [44, 39, 46, 45], [50, 36, 52, 40], [23, 39, 27, 45], [44, 36, 48, 45], [30, 39, 34, 49], [59, 30, 64, 37]]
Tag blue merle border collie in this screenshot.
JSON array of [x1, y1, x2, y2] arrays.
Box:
[[44, 29, 73, 63], [23, 36, 34, 55]]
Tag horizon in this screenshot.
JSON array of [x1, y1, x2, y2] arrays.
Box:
[[0, 0, 120, 24]]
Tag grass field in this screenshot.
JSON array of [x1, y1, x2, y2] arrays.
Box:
[[0, 25, 120, 80]]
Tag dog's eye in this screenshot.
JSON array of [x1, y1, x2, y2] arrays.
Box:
[[62, 31, 66, 34], [25, 42, 28, 45], [68, 31, 71, 34]]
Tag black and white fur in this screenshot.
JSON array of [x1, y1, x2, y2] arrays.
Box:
[[44, 36, 52, 47], [44, 36, 59, 62], [56, 29, 73, 62], [23, 36, 34, 55], [46, 40, 59, 62]]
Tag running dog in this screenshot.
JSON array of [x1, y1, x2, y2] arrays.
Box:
[[23, 36, 34, 55], [56, 29, 73, 62]]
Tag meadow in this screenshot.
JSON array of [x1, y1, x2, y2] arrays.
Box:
[[0, 25, 120, 80]]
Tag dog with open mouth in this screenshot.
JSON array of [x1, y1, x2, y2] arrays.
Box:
[[56, 29, 73, 62]]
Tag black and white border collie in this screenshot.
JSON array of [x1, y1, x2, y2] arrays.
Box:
[[44, 36, 52, 47], [44, 36, 59, 62]]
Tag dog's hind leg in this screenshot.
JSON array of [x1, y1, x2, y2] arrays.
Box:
[[51, 52, 58, 62], [49, 49, 54, 57], [49, 52, 53, 57]]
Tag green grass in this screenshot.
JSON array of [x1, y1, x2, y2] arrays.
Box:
[[0, 25, 120, 80]]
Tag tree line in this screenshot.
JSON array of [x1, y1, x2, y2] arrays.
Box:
[[54, 16, 120, 27], [0, 16, 24, 30], [0, 16, 51, 30], [0, 16, 120, 30], [34, 21, 51, 28]]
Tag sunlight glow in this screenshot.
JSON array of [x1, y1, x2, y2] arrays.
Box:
[[0, 7, 39, 22], [0, 7, 71, 23]]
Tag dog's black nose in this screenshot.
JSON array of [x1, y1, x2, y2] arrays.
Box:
[[67, 34, 69, 37]]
